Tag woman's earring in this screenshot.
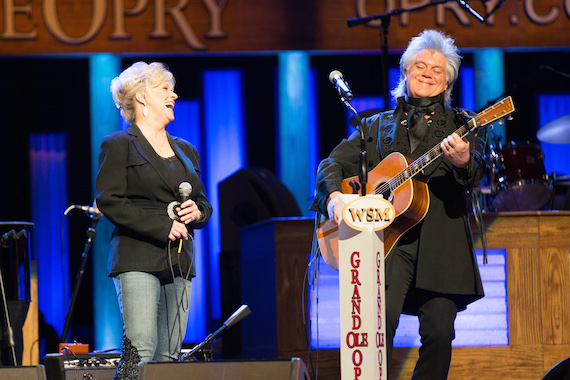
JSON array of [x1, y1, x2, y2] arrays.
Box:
[[143, 105, 148, 118]]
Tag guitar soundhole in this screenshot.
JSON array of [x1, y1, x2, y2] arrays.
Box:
[[378, 187, 392, 201]]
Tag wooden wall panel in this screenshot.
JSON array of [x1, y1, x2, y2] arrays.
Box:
[[240, 212, 570, 380], [507, 247, 543, 346], [448, 346, 545, 380], [540, 248, 570, 345]]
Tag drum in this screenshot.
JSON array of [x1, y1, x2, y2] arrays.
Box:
[[491, 142, 552, 211]]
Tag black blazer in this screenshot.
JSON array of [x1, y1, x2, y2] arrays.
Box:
[[96, 124, 212, 277]]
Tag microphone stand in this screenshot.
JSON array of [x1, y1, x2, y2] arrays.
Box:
[[59, 213, 101, 343], [0, 230, 27, 365], [179, 305, 251, 362], [347, 2, 443, 110], [340, 96, 368, 197]]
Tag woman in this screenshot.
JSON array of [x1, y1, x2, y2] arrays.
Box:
[[96, 62, 212, 380]]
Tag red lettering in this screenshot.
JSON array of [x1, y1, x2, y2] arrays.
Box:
[[346, 331, 369, 347], [351, 269, 361, 285], [361, 332, 368, 346], [352, 315, 361, 330], [346, 332, 355, 348], [354, 367, 362, 379], [352, 285, 361, 300], [351, 251, 360, 268], [352, 349, 363, 366], [376, 332, 385, 347], [352, 299, 361, 315]]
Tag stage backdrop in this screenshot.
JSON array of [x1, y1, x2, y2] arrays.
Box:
[[0, 0, 569, 54]]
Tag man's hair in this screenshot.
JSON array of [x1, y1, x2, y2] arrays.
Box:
[[391, 29, 462, 107]]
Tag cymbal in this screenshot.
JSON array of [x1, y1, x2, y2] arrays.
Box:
[[537, 114, 570, 144]]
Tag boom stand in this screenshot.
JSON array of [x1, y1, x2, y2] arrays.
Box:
[[0, 228, 30, 366], [60, 214, 101, 343], [340, 96, 368, 197], [346, 0, 488, 110]]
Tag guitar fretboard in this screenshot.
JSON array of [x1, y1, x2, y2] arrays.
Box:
[[373, 95, 514, 196]]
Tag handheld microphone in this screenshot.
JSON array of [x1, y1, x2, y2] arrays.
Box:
[[64, 204, 102, 216], [177, 182, 192, 253], [329, 70, 353, 100], [178, 182, 192, 203], [167, 182, 193, 221]]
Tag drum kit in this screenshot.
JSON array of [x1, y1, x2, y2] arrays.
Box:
[[483, 114, 570, 212]]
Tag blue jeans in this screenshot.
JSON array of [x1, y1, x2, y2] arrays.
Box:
[[113, 271, 191, 378]]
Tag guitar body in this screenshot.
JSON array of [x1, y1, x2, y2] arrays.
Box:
[[317, 152, 430, 269]]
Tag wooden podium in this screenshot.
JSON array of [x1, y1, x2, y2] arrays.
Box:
[[238, 212, 570, 379]]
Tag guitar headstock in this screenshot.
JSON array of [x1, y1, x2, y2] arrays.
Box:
[[474, 96, 515, 128]]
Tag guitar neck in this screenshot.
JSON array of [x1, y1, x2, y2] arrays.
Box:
[[388, 119, 476, 191], [374, 96, 514, 196]]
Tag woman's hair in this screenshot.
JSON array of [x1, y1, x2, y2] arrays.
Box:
[[110, 62, 175, 124], [391, 29, 462, 106]]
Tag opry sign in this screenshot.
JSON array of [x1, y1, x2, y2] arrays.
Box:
[[0, 0, 226, 51], [0, 0, 569, 54]]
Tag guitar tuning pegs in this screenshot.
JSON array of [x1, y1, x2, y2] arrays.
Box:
[[507, 115, 514, 121]]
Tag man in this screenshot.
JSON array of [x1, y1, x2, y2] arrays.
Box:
[[311, 30, 486, 379]]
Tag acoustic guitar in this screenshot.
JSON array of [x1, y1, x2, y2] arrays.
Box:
[[317, 96, 515, 269]]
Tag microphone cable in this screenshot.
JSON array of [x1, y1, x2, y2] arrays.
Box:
[[302, 212, 324, 380], [166, 231, 194, 359]]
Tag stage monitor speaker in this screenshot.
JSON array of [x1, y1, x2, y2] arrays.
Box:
[[138, 358, 310, 380], [44, 352, 120, 380], [0, 365, 46, 379], [542, 356, 570, 380], [218, 167, 301, 253]]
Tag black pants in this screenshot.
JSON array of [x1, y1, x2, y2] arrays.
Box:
[[385, 239, 458, 380]]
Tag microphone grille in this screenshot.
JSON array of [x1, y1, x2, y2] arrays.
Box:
[[179, 182, 192, 196], [329, 70, 342, 83]]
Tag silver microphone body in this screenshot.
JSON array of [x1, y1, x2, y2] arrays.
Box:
[[178, 182, 192, 203], [329, 70, 353, 100]]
